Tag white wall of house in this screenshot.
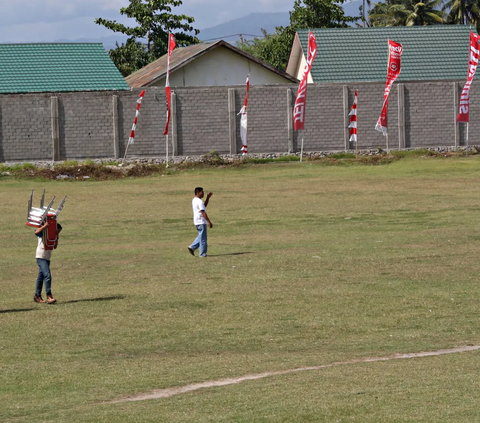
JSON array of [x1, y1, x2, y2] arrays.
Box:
[[294, 51, 314, 84], [151, 46, 294, 87]]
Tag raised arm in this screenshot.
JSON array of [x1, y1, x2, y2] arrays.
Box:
[[204, 192, 213, 207]]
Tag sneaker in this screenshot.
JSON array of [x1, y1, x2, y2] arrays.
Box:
[[188, 247, 195, 256], [46, 295, 57, 304], [34, 295, 45, 303]]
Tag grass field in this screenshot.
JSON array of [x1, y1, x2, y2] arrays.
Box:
[[1, 157, 480, 422]]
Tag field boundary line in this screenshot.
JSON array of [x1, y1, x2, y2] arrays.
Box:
[[105, 345, 480, 404]]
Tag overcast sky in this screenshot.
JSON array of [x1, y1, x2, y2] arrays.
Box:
[[0, 0, 295, 43]]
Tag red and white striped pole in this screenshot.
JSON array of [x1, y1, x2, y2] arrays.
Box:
[[348, 89, 358, 153], [123, 90, 146, 163]]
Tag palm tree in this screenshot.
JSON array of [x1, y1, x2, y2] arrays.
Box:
[[369, 0, 446, 26], [442, 0, 480, 29]]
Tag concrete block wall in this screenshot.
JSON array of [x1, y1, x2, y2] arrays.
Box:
[[176, 87, 230, 155], [58, 92, 114, 159], [0, 94, 51, 161], [404, 82, 454, 148], [236, 85, 293, 153], [0, 80, 472, 162], [118, 89, 167, 157]]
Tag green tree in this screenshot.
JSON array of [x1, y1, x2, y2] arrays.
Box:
[[442, 0, 480, 29], [95, 0, 199, 76], [239, 0, 358, 71], [369, 0, 445, 26]]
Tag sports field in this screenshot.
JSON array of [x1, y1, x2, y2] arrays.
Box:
[[1, 157, 480, 422]]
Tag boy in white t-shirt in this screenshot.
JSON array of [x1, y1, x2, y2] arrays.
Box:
[[188, 187, 213, 257], [33, 221, 62, 304]]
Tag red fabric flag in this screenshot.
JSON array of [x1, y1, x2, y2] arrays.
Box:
[[457, 31, 480, 123], [375, 40, 403, 136], [293, 32, 317, 131], [164, 33, 177, 136]]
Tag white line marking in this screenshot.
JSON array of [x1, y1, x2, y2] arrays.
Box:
[[105, 345, 480, 404]]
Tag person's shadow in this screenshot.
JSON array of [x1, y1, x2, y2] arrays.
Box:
[[207, 252, 252, 257], [0, 295, 125, 314]]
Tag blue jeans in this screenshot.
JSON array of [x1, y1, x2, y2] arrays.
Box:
[[190, 224, 208, 257], [36, 258, 52, 296]]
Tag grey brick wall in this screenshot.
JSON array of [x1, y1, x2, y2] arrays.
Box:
[[0, 80, 473, 162], [0, 94, 51, 161], [176, 87, 230, 155], [58, 92, 114, 159]]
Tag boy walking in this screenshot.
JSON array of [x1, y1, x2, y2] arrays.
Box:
[[34, 221, 62, 304], [188, 187, 213, 257]]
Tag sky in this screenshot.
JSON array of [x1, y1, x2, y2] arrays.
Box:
[[0, 0, 295, 43]]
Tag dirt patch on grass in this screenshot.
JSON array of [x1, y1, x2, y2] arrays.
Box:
[[104, 345, 480, 404]]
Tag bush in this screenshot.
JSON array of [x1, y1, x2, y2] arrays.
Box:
[[328, 153, 356, 159]]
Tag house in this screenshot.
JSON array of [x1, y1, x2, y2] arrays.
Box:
[[286, 26, 475, 84], [126, 40, 298, 88], [0, 43, 129, 93]]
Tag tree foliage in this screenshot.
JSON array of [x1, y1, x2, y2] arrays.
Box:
[[95, 0, 199, 76], [442, 0, 480, 29], [369, 0, 446, 26], [239, 0, 358, 71]]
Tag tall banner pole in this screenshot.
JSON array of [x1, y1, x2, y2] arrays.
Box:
[[293, 32, 317, 161], [466, 123, 469, 155], [375, 40, 403, 153], [164, 33, 176, 167], [300, 133, 304, 162], [457, 31, 480, 156], [166, 110, 169, 167]]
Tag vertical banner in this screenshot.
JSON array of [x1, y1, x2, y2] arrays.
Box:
[[293, 32, 317, 131], [128, 90, 146, 145], [375, 40, 403, 136], [238, 75, 250, 155], [457, 31, 480, 123], [163, 33, 177, 136], [348, 89, 358, 144]]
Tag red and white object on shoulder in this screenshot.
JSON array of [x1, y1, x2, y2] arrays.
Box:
[[128, 90, 146, 145], [238, 74, 250, 155], [26, 190, 66, 250], [348, 90, 358, 144]]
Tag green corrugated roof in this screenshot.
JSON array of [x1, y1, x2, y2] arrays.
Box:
[[0, 43, 130, 93], [297, 26, 476, 83]]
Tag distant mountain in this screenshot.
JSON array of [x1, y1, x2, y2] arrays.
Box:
[[52, 4, 363, 51], [197, 12, 290, 44]]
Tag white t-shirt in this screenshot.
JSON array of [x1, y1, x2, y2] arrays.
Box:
[[192, 197, 207, 225], [36, 234, 52, 260]]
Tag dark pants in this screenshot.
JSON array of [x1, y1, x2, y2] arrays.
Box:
[[35, 258, 52, 296]]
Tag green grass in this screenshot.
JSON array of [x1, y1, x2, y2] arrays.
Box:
[[1, 156, 480, 422]]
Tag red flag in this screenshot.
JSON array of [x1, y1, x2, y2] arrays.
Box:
[[375, 40, 403, 136], [457, 31, 480, 123], [349, 89, 358, 143], [293, 32, 317, 131], [164, 33, 176, 136]]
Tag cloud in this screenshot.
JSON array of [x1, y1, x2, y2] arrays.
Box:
[[0, 0, 125, 25], [0, 0, 295, 43]]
